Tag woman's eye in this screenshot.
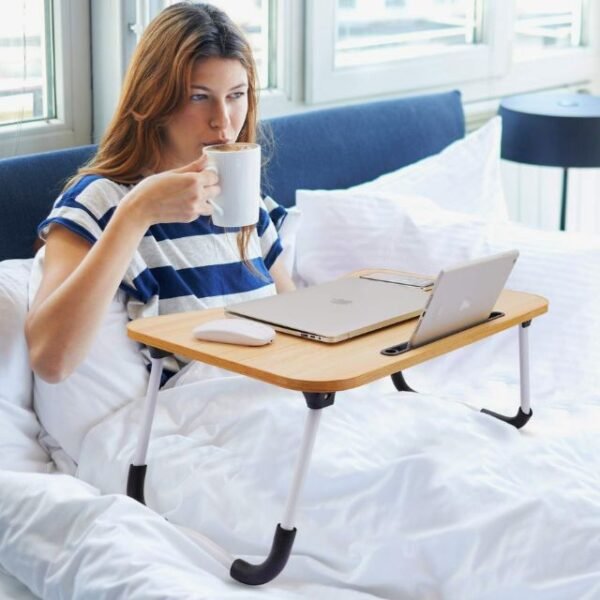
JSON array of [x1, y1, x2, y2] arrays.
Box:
[[230, 91, 246, 100], [191, 94, 208, 102]]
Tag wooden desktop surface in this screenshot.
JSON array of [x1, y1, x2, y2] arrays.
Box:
[[127, 272, 548, 393]]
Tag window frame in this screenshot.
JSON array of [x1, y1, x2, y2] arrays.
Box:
[[458, 0, 599, 108], [0, 0, 91, 158], [305, 0, 600, 107], [4, 0, 597, 156], [90, 0, 301, 135], [513, 0, 585, 57], [257, 0, 304, 118], [306, 0, 499, 104]]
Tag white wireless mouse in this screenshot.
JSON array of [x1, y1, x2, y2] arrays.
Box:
[[192, 318, 276, 346]]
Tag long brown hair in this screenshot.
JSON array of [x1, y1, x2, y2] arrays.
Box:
[[71, 2, 260, 264]]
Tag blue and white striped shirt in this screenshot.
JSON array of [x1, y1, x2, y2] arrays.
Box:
[[38, 175, 286, 373]]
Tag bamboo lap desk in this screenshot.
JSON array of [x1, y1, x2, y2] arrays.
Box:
[[126, 270, 548, 586]]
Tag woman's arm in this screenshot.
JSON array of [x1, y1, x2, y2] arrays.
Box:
[[269, 256, 296, 294], [26, 158, 219, 383], [26, 202, 148, 383]]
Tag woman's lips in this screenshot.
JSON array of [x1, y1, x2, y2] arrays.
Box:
[[204, 139, 232, 147]]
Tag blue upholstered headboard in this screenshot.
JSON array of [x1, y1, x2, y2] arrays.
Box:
[[0, 90, 464, 261], [262, 90, 464, 207]]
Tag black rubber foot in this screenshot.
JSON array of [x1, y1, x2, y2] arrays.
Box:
[[391, 371, 417, 392], [481, 407, 533, 429], [303, 392, 335, 409], [149, 346, 172, 359], [127, 464, 147, 504], [230, 524, 297, 585]]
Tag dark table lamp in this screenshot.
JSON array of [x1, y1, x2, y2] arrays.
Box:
[[499, 93, 600, 231]]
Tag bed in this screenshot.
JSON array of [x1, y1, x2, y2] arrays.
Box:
[[1, 90, 599, 599]]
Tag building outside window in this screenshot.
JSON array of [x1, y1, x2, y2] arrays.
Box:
[[514, 0, 584, 60], [0, 0, 55, 128], [335, 0, 481, 69], [163, 0, 275, 90], [0, 0, 596, 154], [0, 0, 90, 158]]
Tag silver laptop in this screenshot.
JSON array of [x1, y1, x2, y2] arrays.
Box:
[[225, 276, 429, 343], [381, 249, 519, 355]]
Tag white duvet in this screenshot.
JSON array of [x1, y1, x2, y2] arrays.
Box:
[[76, 371, 600, 599], [2, 217, 600, 598], [3, 369, 600, 598]]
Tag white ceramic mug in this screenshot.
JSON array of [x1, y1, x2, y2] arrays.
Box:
[[203, 142, 261, 228]]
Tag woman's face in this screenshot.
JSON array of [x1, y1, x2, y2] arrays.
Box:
[[162, 57, 249, 169]]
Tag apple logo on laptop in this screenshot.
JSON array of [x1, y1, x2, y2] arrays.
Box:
[[459, 299, 472, 312]]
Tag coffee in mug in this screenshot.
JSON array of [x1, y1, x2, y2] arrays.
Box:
[[204, 142, 261, 228]]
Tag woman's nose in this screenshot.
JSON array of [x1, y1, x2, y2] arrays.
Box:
[[209, 100, 230, 130]]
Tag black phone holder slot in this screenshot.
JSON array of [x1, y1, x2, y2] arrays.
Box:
[[381, 341, 410, 356], [381, 311, 505, 357]]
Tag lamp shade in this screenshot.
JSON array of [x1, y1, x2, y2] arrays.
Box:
[[499, 93, 600, 168]]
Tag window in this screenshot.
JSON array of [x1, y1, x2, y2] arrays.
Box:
[[163, 0, 276, 90], [514, 0, 584, 60], [0, 0, 90, 158], [307, 0, 596, 106], [335, 0, 481, 68], [2, 1, 596, 156], [307, 0, 491, 103], [92, 0, 286, 142], [0, 0, 55, 127]]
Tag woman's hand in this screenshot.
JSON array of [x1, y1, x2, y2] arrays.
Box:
[[123, 155, 221, 227]]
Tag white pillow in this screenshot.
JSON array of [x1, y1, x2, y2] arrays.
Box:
[[350, 116, 508, 222], [295, 191, 492, 286], [295, 187, 600, 394], [279, 117, 508, 286], [0, 259, 50, 472], [278, 205, 302, 280], [0, 260, 34, 411], [29, 249, 150, 463]]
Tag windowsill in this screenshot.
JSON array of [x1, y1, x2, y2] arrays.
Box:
[[0, 118, 68, 136], [0, 117, 91, 159]]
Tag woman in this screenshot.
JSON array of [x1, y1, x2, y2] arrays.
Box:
[[26, 2, 295, 384]]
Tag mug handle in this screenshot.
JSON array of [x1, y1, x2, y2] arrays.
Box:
[[206, 198, 224, 216], [204, 164, 224, 216]]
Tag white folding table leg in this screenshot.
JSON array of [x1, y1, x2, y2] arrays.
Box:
[[481, 320, 533, 428], [176, 397, 330, 584], [124, 360, 335, 586], [281, 408, 322, 530], [229, 391, 335, 586], [127, 354, 165, 504], [519, 321, 531, 415], [133, 356, 163, 466]]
